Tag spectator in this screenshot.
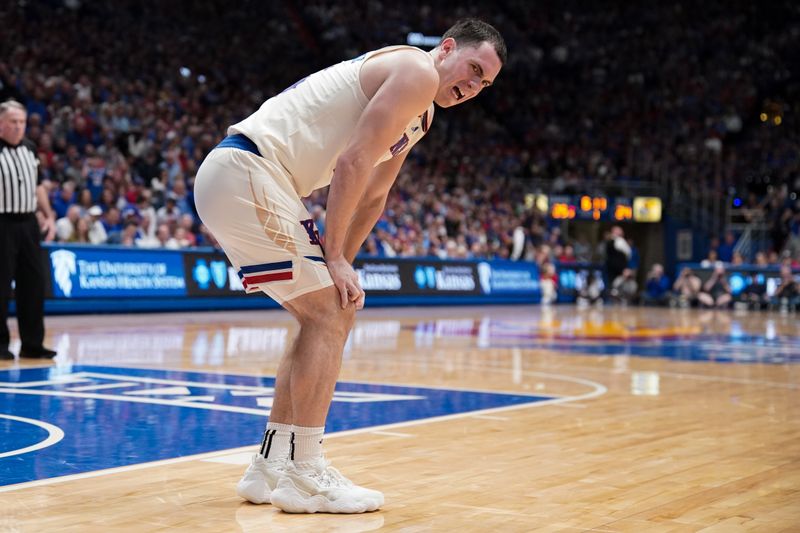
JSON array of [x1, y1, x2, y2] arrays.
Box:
[[168, 227, 191, 249], [136, 190, 157, 237], [86, 205, 108, 244], [152, 223, 176, 249], [698, 262, 732, 309], [117, 220, 144, 246], [610, 268, 638, 305], [717, 231, 737, 263], [540, 262, 557, 305], [577, 271, 604, 308], [642, 263, 671, 306], [739, 274, 768, 310], [55, 204, 82, 241], [672, 267, 702, 308], [700, 249, 719, 268], [76, 188, 94, 211], [102, 206, 123, 242], [177, 214, 197, 246], [170, 178, 192, 216], [157, 194, 182, 226], [51, 180, 76, 219], [69, 216, 92, 243], [773, 265, 799, 312], [557, 244, 576, 264]]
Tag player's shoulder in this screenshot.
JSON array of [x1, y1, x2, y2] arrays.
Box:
[[361, 46, 438, 101], [369, 46, 436, 81], [390, 47, 436, 77]]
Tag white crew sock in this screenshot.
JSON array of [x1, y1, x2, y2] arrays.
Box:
[[291, 425, 325, 463], [258, 421, 293, 461]]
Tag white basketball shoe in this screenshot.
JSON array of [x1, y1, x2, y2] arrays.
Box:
[[236, 454, 286, 504], [270, 457, 384, 513]]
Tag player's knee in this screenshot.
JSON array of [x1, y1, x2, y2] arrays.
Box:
[[295, 295, 355, 336]]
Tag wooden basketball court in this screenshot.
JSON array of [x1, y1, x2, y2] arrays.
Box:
[[1, 305, 798, 531]]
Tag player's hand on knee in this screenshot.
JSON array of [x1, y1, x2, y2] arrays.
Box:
[[350, 283, 365, 310], [327, 257, 364, 310]]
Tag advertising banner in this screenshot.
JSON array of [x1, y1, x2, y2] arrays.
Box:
[[183, 251, 245, 297], [48, 247, 186, 299], [39, 244, 544, 312], [476, 260, 540, 296]]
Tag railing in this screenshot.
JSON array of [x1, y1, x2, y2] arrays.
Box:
[[728, 207, 771, 260]]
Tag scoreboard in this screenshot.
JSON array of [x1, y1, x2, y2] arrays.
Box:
[[544, 195, 661, 222]]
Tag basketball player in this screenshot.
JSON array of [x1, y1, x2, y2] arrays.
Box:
[[193, 19, 505, 514]]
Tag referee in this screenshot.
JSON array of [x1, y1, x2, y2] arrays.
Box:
[[0, 100, 57, 360]]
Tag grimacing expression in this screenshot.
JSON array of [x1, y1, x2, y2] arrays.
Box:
[[0, 108, 27, 145], [434, 39, 502, 108]]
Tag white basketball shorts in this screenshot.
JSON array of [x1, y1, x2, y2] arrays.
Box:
[[194, 146, 333, 305]]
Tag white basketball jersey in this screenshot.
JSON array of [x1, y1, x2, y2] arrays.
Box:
[[228, 46, 435, 197]]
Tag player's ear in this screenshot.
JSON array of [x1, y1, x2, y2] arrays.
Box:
[[439, 37, 456, 56]]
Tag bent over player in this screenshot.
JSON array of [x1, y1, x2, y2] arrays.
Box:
[[193, 18, 505, 514]]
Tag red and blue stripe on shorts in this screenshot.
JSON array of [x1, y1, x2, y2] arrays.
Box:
[[238, 256, 325, 290]]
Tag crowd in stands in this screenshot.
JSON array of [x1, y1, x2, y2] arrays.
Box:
[[571, 225, 800, 311], [574, 259, 800, 312], [2, 1, 798, 278]]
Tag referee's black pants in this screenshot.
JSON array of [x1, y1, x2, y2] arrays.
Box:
[[0, 213, 46, 351]]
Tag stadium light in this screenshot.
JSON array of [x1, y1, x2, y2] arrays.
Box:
[[407, 32, 441, 48]]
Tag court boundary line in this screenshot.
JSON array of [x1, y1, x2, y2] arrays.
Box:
[[3, 363, 569, 399], [0, 370, 605, 494], [15, 360, 795, 390], [0, 414, 65, 459]]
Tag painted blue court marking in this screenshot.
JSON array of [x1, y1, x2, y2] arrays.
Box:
[[484, 336, 800, 364], [0, 365, 553, 487], [408, 321, 800, 364]]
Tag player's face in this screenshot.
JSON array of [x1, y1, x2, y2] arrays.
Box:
[[434, 39, 502, 108], [0, 108, 27, 145]]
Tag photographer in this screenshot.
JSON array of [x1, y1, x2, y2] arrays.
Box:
[[642, 263, 671, 306], [672, 267, 701, 308], [773, 265, 799, 312], [739, 273, 767, 310], [698, 262, 732, 309]]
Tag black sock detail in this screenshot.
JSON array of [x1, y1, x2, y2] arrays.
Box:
[[289, 432, 295, 461], [258, 428, 272, 457], [263, 429, 277, 459]]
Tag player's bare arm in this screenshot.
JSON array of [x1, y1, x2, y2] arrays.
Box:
[[324, 53, 438, 309], [342, 151, 409, 263]]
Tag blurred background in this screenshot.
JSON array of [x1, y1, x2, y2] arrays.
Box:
[[2, 0, 798, 310]]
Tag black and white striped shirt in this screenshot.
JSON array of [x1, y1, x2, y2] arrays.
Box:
[[0, 138, 39, 214]]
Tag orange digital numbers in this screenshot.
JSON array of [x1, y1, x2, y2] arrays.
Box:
[[614, 205, 633, 220], [551, 203, 576, 219]]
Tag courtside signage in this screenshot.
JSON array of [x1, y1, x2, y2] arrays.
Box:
[[49, 248, 186, 298], [477, 261, 540, 296], [40, 245, 545, 310]]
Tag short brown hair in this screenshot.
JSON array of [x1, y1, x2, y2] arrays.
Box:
[[441, 18, 507, 65]]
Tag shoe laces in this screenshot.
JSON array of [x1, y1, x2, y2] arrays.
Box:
[[299, 458, 354, 489], [251, 455, 286, 472], [264, 458, 286, 472]]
